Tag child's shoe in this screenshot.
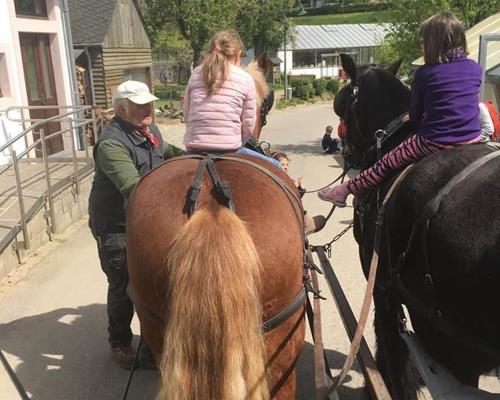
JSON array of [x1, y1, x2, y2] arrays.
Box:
[[318, 184, 350, 207]]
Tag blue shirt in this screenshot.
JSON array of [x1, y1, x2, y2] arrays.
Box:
[[410, 56, 482, 144]]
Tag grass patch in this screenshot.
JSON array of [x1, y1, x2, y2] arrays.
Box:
[[292, 11, 389, 25]]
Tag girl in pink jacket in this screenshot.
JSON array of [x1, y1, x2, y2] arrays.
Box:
[[183, 30, 281, 169]]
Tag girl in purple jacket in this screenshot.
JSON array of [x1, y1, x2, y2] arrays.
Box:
[[318, 11, 482, 206]]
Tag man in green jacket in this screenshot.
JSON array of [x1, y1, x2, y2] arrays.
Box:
[[88, 81, 183, 369]]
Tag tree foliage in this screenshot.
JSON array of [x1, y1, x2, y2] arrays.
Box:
[[141, 0, 299, 66], [375, 0, 499, 78], [143, 0, 241, 65], [237, 0, 296, 56]]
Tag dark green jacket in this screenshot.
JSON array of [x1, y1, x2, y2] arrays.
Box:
[[88, 116, 184, 233]]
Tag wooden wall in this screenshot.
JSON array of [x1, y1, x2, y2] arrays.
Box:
[[102, 47, 152, 107], [92, 49, 107, 108], [103, 0, 150, 49]]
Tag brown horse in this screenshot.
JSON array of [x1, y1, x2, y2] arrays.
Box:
[[126, 61, 306, 400]]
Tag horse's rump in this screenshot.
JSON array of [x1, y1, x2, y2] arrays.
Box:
[[125, 154, 306, 399], [383, 144, 500, 375]]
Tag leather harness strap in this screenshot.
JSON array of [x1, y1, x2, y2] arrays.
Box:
[[128, 283, 306, 334]]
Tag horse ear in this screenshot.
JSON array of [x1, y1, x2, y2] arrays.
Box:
[[386, 59, 403, 75], [340, 53, 357, 84]]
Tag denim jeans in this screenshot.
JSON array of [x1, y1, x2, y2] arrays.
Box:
[[92, 230, 133, 347], [236, 147, 283, 169]]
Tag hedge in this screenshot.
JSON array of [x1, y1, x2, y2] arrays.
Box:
[[291, 80, 315, 100], [325, 79, 340, 94], [313, 78, 327, 96]]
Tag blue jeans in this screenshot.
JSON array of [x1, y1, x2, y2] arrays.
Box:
[[236, 147, 282, 169]]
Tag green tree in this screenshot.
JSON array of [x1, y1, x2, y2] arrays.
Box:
[[375, 0, 499, 78], [142, 0, 241, 65], [237, 0, 296, 56]]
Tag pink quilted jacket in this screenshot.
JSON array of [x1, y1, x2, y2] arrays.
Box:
[[183, 64, 256, 151]]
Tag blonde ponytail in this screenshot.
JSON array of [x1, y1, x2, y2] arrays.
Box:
[[202, 30, 245, 96]]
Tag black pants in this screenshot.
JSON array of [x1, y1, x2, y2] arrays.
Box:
[[92, 231, 133, 347]]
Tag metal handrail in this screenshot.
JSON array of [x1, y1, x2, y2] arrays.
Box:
[[0, 105, 92, 155], [0, 118, 94, 176], [0, 105, 100, 254]]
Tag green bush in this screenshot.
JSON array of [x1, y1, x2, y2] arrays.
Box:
[[325, 79, 340, 94], [291, 80, 314, 100], [313, 78, 327, 96]]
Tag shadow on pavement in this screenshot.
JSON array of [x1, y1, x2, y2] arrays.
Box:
[[274, 140, 323, 156], [296, 341, 364, 399], [0, 305, 157, 400]]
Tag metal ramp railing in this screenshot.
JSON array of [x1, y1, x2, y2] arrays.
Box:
[[0, 105, 100, 258]]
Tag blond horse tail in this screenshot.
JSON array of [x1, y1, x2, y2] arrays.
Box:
[[157, 207, 269, 400]]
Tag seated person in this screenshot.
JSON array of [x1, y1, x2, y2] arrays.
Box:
[[182, 30, 281, 170], [322, 125, 340, 154]]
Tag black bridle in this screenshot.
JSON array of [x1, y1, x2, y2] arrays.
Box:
[[341, 81, 410, 166]]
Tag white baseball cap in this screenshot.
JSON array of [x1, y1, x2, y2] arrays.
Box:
[[113, 80, 159, 104]]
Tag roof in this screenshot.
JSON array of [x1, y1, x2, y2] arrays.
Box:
[[282, 24, 390, 51], [68, 0, 117, 45], [412, 12, 500, 73]]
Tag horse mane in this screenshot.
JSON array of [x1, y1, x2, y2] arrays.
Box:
[[244, 61, 270, 109]]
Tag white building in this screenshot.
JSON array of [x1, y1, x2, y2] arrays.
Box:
[[0, 0, 76, 162], [277, 23, 389, 79]]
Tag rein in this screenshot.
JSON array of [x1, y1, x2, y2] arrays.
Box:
[[323, 164, 415, 397]]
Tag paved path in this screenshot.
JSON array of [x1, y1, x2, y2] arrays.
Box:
[[0, 103, 498, 399]]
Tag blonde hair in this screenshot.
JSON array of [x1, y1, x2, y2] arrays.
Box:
[[420, 11, 468, 65], [244, 61, 269, 109], [202, 30, 245, 96]]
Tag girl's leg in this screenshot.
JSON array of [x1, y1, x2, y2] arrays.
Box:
[[319, 134, 449, 206], [236, 147, 283, 169]]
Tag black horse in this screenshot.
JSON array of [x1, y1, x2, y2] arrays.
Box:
[[334, 53, 500, 399]]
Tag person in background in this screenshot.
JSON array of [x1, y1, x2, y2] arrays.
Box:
[[479, 101, 494, 141], [338, 118, 347, 150], [318, 11, 482, 207], [88, 80, 183, 370], [322, 125, 340, 154]]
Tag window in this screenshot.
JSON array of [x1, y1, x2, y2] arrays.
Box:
[[0, 54, 10, 98], [15, 0, 48, 18], [293, 51, 317, 68]]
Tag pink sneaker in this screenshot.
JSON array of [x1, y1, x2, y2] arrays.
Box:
[[318, 184, 350, 207]]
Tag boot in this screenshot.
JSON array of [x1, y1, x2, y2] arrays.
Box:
[[304, 212, 327, 235], [111, 345, 136, 370], [318, 183, 350, 207]]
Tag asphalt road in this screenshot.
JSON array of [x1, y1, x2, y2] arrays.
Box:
[[0, 102, 498, 399]]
